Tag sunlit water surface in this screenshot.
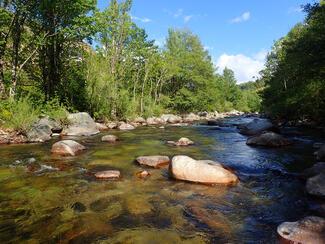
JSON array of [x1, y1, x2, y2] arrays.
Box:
[[0, 117, 322, 243]]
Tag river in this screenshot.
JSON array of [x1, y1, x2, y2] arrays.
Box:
[[0, 116, 322, 243]]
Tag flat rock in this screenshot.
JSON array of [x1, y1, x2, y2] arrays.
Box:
[[306, 172, 325, 198], [277, 216, 325, 244], [119, 123, 135, 130], [62, 112, 99, 136], [239, 118, 273, 135], [51, 140, 86, 156], [101, 135, 119, 142], [246, 132, 292, 147], [136, 156, 170, 168], [169, 155, 238, 185], [95, 170, 121, 180], [168, 137, 194, 146]]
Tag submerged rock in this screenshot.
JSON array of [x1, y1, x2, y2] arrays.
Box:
[[277, 216, 325, 244], [71, 202, 86, 213], [306, 172, 325, 198], [101, 135, 119, 143], [118, 123, 135, 130], [51, 140, 86, 156], [136, 156, 170, 168], [167, 137, 194, 146], [62, 112, 99, 136], [239, 118, 273, 135], [136, 170, 151, 179], [95, 170, 121, 180], [169, 155, 238, 185], [315, 145, 325, 161], [246, 132, 292, 147]]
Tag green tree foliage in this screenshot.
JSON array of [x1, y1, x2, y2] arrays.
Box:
[[0, 0, 261, 127], [261, 3, 325, 121]]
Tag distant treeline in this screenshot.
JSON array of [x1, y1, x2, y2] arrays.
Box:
[[0, 0, 260, 124]]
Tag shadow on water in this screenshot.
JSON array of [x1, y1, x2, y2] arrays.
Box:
[[0, 117, 321, 243]]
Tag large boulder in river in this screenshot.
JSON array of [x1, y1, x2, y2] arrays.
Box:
[[239, 118, 273, 136], [136, 156, 170, 168], [315, 145, 325, 161], [51, 140, 86, 156], [169, 155, 238, 185], [306, 172, 325, 198], [161, 114, 182, 124], [277, 216, 325, 244], [246, 132, 292, 147], [26, 117, 62, 142], [62, 112, 99, 136]]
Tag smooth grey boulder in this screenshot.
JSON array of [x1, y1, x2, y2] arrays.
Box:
[[246, 132, 292, 147], [169, 155, 238, 185], [62, 112, 99, 136], [239, 118, 273, 136], [26, 122, 52, 143]]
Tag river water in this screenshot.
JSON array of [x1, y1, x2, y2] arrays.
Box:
[[0, 116, 322, 243]]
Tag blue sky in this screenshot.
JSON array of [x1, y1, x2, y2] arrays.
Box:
[[98, 0, 316, 83]]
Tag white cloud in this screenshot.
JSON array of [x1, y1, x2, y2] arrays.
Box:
[[230, 11, 251, 23], [173, 8, 183, 18], [184, 15, 193, 23], [131, 15, 152, 23], [215, 50, 267, 83]]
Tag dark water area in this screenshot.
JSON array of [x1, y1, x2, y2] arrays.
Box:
[[0, 116, 322, 243]]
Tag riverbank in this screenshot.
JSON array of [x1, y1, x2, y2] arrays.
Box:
[[0, 110, 249, 145]]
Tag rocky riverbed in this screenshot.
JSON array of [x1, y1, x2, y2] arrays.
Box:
[[0, 114, 324, 243]]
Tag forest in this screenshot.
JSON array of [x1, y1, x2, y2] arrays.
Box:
[[0, 0, 324, 131], [0, 0, 260, 132]]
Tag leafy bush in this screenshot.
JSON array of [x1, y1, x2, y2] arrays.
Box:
[[0, 97, 40, 133], [41, 97, 68, 124]]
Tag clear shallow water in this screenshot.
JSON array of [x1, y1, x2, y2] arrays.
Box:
[[0, 117, 320, 243]]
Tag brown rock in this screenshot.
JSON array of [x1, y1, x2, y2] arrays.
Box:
[[277, 216, 325, 244], [169, 155, 238, 185], [96, 123, 108, 131], [106, 122, 118, 129], [101, 135, 119, 143], [51, 140, 86, 156], [95, 170, 121, 180], [136, 155, 170, 168]]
